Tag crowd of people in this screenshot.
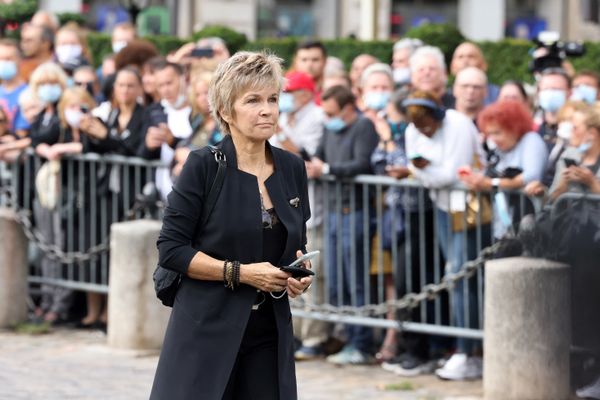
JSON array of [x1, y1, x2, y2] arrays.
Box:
[[2, 9, 600, 392]]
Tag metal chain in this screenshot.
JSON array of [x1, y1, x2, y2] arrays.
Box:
[[14, 208, 110, 264], [291, 241, 502, 317]]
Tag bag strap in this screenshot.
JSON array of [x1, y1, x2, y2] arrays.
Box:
[[201, 145, 227, 225]]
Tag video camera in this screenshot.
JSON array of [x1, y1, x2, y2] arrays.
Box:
[[529, 31, 585, 74]]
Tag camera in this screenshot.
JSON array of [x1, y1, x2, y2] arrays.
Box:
[[190, 47, 214, 58], [529, 31, 585, 74]]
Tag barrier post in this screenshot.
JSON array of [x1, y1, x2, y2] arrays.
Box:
[[484, 257, 570, 400], [0, 208, 28, 328], [107, 219, 170, 350]]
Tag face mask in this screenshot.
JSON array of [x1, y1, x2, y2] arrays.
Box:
[[578, 141, 592, 153], [37, 84, 62, 104], [538, 89, 566, 113], [557, 121, 573, 140], [364, 91, 391, 111], [324, 117, 346, 132], [112, 40, 128, 54], [0, 60, 17, 81], [571, 84, 597, 104], [393, 68, 411, 85], [55, 44, 83, 65], [162, 94, 186, 110], [64, 108, 83, 128], [279, 92, 296, 113], [486, 138, 497, 151]]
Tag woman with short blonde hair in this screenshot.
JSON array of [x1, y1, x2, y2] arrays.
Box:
[[151, 52, 312, 399]]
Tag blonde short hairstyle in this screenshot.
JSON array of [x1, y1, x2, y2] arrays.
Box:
[[29, 62, 69, 99], [209, 51, 284, 135], [57, 87, 96, 128]]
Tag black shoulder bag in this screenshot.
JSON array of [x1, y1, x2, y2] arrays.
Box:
[[152, 146, 227, 307]]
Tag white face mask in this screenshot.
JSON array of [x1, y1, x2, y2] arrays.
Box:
[[64, 108, 83, 128], [557, 121, 573, 140], [55, 44, 83, 65], [112, 40, 128, 54], [393, 67, 411, 85]]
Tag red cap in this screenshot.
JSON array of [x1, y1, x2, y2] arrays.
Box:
[[284, 71, 315, 93]]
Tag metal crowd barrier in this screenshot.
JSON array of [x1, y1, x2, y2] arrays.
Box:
[[1, 149, 596, 341], [2, 150, 168, 294], [293, 175, 549, 340]]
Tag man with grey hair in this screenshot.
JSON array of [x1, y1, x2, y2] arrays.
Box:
[[392, 38, 423, 87], [452, 67, 488, 122], [409, 46, 454, 108]]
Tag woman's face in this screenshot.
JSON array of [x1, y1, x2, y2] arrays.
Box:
[[114, 71, 141, 106], [194, 80, 210, 115], [571, 111, 587, 147], [226, 85, 279, 142], [486, 122, 520, 152], [583, 126, 600, 150], [498, 84, 527, 104], [56, 30, 80, 47], [142, 67, 157, 98]]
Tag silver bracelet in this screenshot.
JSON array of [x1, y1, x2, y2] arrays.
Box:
[[270, 290, 287, 299]]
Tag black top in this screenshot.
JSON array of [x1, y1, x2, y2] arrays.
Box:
[[262, 208, 287, 266], [29, 108, 61, 147], [256, 207, 287, 311]]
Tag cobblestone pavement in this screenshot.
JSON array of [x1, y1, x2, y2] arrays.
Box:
[[0, 328, 483, 400]]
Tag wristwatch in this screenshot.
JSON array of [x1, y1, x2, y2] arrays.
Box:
[[491, 178, 501, 189]]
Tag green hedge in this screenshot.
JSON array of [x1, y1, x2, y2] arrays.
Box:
[[81, 23, 600, 85]]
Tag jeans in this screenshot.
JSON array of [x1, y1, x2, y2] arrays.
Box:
[[327, 210, 373, 353], [435, 208, 485, 354]]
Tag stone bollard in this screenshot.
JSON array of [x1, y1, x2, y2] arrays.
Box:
[[484, 257, 570, 400], [0, 208, 28, 328], [108, 220, 171, 350]]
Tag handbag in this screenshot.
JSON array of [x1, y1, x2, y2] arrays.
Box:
[[451, 153, 493, 232], [153, 145, 227, 307], [450, 191, 493, 232]]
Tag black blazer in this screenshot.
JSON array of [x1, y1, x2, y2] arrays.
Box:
[[150, 135, 310, 400]]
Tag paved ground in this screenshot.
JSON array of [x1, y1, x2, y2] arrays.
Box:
[[0, 328, 483, 400]]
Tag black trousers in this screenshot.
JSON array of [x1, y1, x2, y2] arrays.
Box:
[[222, 298, 280, 400]]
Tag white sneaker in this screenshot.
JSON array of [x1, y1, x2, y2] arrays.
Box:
[[435, 353, 482, 381], [577, 374, 600, 399]]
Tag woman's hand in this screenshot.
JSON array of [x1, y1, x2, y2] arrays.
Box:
[[385, 165, 410, 179], [569, 165, 598, 188], [286, 250, 313, 299], [460, 171, 488, 191], [524, 180, 546, 197], [240, 262, 291, 292], [80, 115, 108, 140]]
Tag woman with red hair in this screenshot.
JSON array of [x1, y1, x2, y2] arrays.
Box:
[[459, 100, 548, 235]]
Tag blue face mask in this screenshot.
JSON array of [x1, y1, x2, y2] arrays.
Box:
[[37, 84, 63, 104], [279, 92, 296, 113], [538, 89, 566, 113], [571, 84, 598, 104], [364, 91, 390, 111], [324, 117, 346, 132], [578, 141, 592, 154], [0, 61, 17, 81]]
